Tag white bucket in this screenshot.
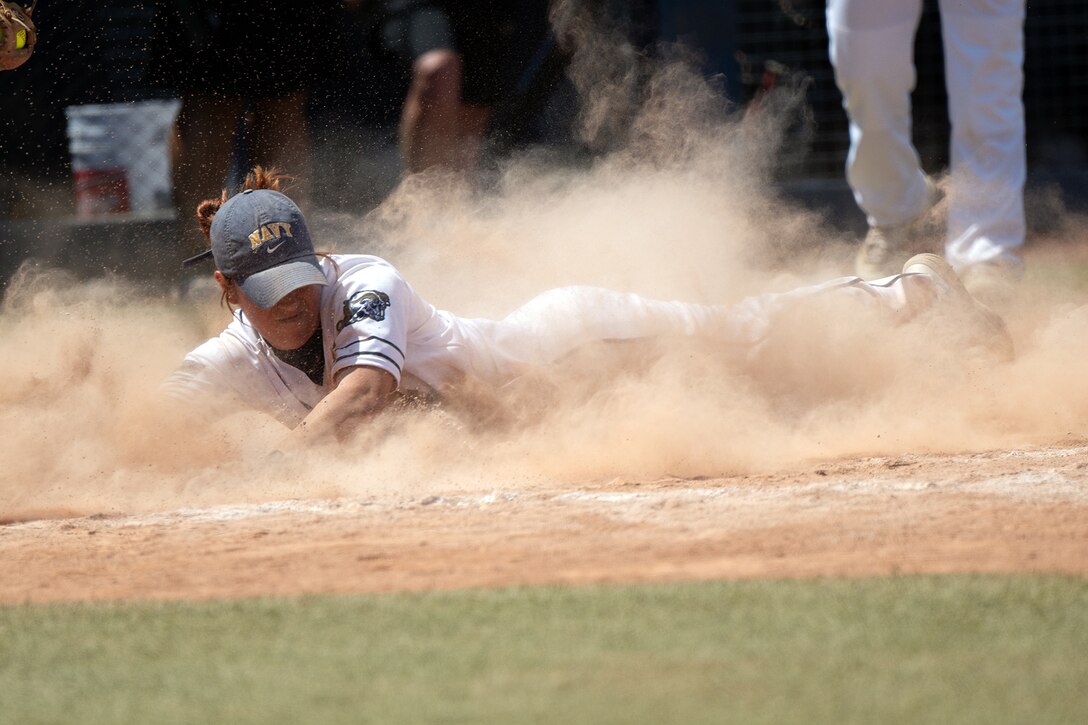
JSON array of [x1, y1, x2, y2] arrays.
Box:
[[65, 100, 181, 217]]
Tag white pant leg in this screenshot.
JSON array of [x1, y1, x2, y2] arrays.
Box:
[[939, 0, 1026, 268], [721, 273, 914, 351], [463, 280, 914, 383], [469, 287, 725, 380], [827, 0, 929, 227]]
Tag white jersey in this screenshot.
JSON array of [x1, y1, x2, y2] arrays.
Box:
[[165, 255, 485, 427]]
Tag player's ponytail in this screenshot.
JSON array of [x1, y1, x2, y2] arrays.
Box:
[[195, 195, 226, 241], [195, 166, 297, 241], [241, 166, 294, 194]]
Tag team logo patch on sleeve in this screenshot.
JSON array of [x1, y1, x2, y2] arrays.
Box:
[[337, 290, 392, 331]]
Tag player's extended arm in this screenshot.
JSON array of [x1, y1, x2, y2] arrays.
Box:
[[288, 365, 397, 445]]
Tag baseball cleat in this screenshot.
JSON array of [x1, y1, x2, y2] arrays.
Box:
[[901, 253, 1014, 362], [856, 224, 911, 280], [959, 258, 1024, 316], [855, 177, 943, 280]]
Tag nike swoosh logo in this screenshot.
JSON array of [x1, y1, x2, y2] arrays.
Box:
[[266, 241, 286, 254]]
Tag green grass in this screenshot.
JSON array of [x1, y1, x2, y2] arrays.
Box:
[[2, 575, 1086, 724]]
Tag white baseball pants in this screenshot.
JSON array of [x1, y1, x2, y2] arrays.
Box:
[[458, 275, 911, 384], [827, 0, 1026, 269]]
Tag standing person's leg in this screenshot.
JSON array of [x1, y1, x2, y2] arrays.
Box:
[[395, 0, 509, 173], [400, 48, 470, 172], [386, 2, 480, 173], [398, 52, 494, 174], [452, 103, 492, 172], [939, 0, 1026, 284], [827, 0, 934, 279]]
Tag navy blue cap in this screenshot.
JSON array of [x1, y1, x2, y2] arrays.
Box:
[[207, 189, 327, 308]]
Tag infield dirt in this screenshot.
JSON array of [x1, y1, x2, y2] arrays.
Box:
[[2, 440, 1087, 603]]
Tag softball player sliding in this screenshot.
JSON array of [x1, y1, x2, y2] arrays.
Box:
[[165, 168, 1009, 443]]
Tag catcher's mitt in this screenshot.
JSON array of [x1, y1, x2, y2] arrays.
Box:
[[0, 0, 36, 71]]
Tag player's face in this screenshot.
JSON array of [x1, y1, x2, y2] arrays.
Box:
[[234, 284, 323, 350]]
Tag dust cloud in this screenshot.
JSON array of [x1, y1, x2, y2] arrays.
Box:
[[2, 12, 1088, 521]]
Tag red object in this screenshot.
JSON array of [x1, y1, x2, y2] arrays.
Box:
[[73, 168, 130, 217]]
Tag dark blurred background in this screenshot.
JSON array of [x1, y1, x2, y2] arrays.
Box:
[[0, 0, 1085, 289]]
